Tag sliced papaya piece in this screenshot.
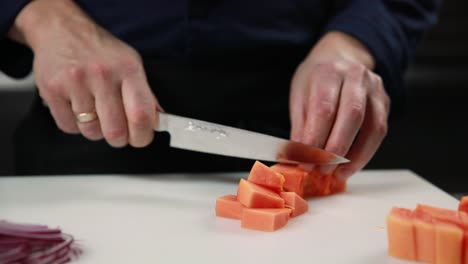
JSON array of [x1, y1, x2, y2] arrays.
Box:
[[416, 204, 465, 229], [241, 208, 292, 232], [280, 192, 309, 217], [304, 169, 332, 197], [270, 164, 307, 197], [412, 210, 436, 263], [459, 196, 468, 215], [237, 179, 285, 209], [386, 207, 416, 261], [248, 161, 285, 193], [329, 176, 347, 194], [463, 232, 468, 264], [216, 195, 244, 220], [435, 221, 463, 264]]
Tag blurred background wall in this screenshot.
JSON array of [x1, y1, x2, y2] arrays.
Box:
[[0, 0, 466, 193]]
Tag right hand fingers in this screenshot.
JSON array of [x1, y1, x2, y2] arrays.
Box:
[[121, 68, 157, 148], [41, 62, 157, 148], [68, 67, 104, 141], [301, 64, 342, 148], [91, 64, 129, 148]]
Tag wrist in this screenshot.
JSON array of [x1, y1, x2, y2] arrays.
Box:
[[8, 0, 93, 50], [306, 31, 375, 70]]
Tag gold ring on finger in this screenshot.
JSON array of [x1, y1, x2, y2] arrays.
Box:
[[75, 111, 98, 124]]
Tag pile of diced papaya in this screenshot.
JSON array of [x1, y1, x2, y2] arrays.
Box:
[[387, 197, 468, 264], [215, 161, 346, 231]]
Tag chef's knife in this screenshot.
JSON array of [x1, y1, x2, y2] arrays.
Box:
[[154, 112, 349, 165]]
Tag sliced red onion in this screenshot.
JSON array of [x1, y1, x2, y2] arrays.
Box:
[[27, 234, 73, 262], [0, 228, 64, 241], [0, 220, 49, 231], [0, 244, 29, 263], [0, 238, 28, 248], [0, 220, 81, 264]]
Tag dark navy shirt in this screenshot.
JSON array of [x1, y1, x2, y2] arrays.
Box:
[[0, 0, 441, 101]]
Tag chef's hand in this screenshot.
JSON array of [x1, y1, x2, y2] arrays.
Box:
[[290, 32, 390, 181], [8, 0, 162, 148]]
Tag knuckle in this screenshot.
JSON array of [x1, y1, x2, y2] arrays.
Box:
[[66, 66, 85, 82], [374, 120, 388, 137], [327, 143, 347, 156], [346, 63, 367, 84], [374, 75, 384, 87], [118, 56, 142, 77], [42, 78, 63, 96], [89, 62, 111, 80], [349, 62, 367, 76], [330, 61, 345, 72], [320, 61, 346, 74], [314, 100, 336, 121], [348, 102, 365, 123], [129, 108, 152, 127]]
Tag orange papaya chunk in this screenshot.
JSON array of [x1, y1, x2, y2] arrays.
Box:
[[303, 169, 333, 197], [412, 210, 436, 263], [459, 196, 468, 215], [435, 221, 463, 264], [463, 232, 468, 264], [241, 208, 292, 232], [330, 176, 347, 194], [270, 164, 307, 197], [237, 179, 285, 209], [416, 204, 465, 229], [280, 192, 309, 217], [248, 161, 285, 193], [216, 195, 244, 220], [387, 207, 416, 261]]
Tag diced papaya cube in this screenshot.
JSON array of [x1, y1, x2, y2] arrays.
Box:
[[412, 210, 436, 263], [280, 192, 309, 217], [241, 208, 292, 232], [304, 169, 332, 197], [237, 179, 285, 208], [416, 204, 465, 229], [435, 221, 463, 264], [216, 195, 244, 220], [387, 207, 416, 261], [329, 176, 347, 194], [459, 212, 468, 231], [270, 164, 307, 197], [463, 232, 468, 264], [459, 196, 468, 215], [248, 161, 285, 193]]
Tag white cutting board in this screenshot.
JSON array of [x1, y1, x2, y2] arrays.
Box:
[[0, 170, 458, 264]]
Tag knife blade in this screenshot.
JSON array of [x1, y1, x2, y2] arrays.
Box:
[[154, 112, 349, 165]]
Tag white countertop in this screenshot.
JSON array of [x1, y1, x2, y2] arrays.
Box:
[[0, 170, 458, 264]]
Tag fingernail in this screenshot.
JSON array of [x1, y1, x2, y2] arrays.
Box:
[[335, 167, 351, 182], [320, 165, 335, 175]]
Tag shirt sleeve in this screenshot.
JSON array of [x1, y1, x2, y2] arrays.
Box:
[[0, 1, 34, 79], [324, 0, 442, 105]]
